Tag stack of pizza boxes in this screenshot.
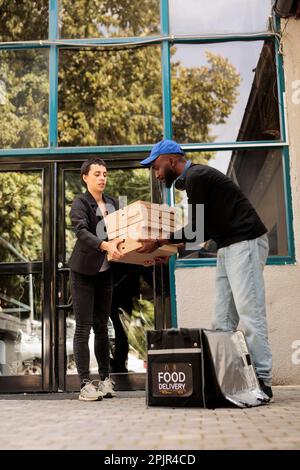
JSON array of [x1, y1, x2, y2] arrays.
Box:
[[105, 200, 178, 265]]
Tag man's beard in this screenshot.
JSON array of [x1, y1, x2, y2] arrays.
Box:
[[164, 168, 177, 188]]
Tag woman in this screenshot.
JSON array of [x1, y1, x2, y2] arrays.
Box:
[[69, 157, 123, 401]]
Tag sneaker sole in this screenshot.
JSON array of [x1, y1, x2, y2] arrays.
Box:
[[79, 395, 103, 402], [259, 395, 274, 404], [103, 393, 116, 398]]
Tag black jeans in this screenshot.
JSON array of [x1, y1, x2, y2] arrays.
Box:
[[110, 291, 132, 373], [70, 268, 113, 382]]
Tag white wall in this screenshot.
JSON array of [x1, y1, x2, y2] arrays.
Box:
[[175, 266, 300, 385], [174, 18, 300, 385]]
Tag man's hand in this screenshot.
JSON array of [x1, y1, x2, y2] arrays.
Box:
[[136, 239, 159, 254], [143, 259, 155, 267], [100, 238, 124, 261], [154, 256, 169, 265], [142, 256, 169, 267]]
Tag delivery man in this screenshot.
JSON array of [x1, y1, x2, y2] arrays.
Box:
[[137, 139, 273, 400]]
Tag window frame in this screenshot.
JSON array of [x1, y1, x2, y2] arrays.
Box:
[[0, 0, 295, 273]]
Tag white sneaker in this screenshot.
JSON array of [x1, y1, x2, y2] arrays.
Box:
[[99, 377, 116, 398], [79, 380, 104, 401]]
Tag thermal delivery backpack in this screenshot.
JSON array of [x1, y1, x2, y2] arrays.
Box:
[[146, 328, 270, 408]]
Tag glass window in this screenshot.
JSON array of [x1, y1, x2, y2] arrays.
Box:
[[171, 40, 280, 144], [105, 168, 151, 203], [0, 0, 48, 41], [0, 49, 49, 149], [64, 170, 85, 262], [169, 0, 272, 35], [228, 149, 288, 256], [59, 0, 160, 39], [0, 273, 42, 376], [175, 149, 288, 259], [58, 47, 163, 146], [0, 171, 43, 262]]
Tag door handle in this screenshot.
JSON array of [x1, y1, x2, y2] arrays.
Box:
[[57, 265, 72, 310], [56, 302, 73, 310]]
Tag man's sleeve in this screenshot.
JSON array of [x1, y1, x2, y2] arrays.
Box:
[[169, 172, 207, 244], [70, 198, 106, 251]]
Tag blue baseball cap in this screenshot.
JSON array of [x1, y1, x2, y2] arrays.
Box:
[[140, 139, 184, 167]]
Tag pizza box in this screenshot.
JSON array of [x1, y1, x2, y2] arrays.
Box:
[[107, 237, 178, 265], [105, 200, 175, 233]]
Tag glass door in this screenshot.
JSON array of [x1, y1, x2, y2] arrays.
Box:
[[56, 160, 171, 391], [0, 163, 52, 392]]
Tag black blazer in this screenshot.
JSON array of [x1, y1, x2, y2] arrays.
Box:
[[68, 191, 119, 275]]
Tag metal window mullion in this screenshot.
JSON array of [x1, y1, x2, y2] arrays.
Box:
[[180, 141, 288, 152], [0, 44, 49, 50], [49, 0, 58, 148], [282, 147, 295, 259], [0, 32, 277, 49], [161, 0, 172, 140], [160, 0, 178, 328], [272, 13, 294, 261], [49, 47, 58, 148], [274, 13, 287, 145], [0, 141, 289, 158], [171, 34, 275, 45], [175, 255, 295, 269], [276, 1, 295, 261]]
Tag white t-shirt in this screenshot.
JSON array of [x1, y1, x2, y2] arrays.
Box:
[[99, 202, 111, 272]]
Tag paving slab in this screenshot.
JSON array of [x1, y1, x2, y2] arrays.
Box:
[[0, 387, 299, 450]]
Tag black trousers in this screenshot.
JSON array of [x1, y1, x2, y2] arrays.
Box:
[[70, 268, 113, 382], [110, 292, 132, 373]]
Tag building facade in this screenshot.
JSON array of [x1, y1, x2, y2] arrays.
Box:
[[176, 10, 300, 385], [0, 0, 299, 392]]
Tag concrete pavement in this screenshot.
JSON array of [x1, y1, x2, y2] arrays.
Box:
[[0, 386, 299, 450]]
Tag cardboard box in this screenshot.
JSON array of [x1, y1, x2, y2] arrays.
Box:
[[107, 238, 178, 265], [107, 220, 174, 241], [105, 200, 176, 233], [105, 201, 179, 265]]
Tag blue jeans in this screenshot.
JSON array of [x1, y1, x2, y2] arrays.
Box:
[[212, 234, 272, 386]]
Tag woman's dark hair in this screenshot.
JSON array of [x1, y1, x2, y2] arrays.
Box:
[[80, 158, 107, 177]]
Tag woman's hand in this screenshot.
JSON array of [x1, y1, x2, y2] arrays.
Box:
[[100, 238, 124, 261]]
